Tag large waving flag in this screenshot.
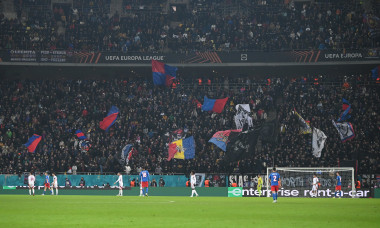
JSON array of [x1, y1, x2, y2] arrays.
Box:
[[293, 108, 312, 134], [312, 128, 327, 158], [332, 120, 355, 142], [75, 130, 87, 140], [152, 60, 178, 86], [208, 129, 242, 151], [167, 136, 195, 161], [24, 134, 42, 153], [226, 128, 260, 161], [100, 106, 119, 131], [202, 96, 229, 113]]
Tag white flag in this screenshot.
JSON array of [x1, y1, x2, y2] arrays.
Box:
[[234, 104, 253, 129], [312, 128, 327, 158], [235, 104, 250, 113]]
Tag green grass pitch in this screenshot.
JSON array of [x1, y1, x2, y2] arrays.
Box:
[[0, 195, 378, 227]]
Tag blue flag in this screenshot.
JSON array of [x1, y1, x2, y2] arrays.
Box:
[[337, 98, 351, 122], [100, 106, 119, 131], [75, 130, 87, 140], [201, 96, 228, 113], [24, 134, 42, 153], [183, 136, 195, 159], [152, 60, 177, 86]]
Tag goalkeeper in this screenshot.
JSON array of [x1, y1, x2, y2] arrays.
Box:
[[257, 174, 263, 197]]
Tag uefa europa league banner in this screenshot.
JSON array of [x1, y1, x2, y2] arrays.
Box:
[[2, 49, 379, 64]]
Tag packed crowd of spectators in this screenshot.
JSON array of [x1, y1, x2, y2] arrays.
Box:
[[0, 0, 378, 52], [0, 73, 379, 175]]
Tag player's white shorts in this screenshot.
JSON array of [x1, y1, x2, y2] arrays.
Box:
[[28, 182, 34, 188], [119, 183, 123, 188], [52, 182, 58, 188], [191, 183, 195, 189], [312, 184, 318, 191]]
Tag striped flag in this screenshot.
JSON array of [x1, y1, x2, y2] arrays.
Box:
[[24, 134, 42, 153]]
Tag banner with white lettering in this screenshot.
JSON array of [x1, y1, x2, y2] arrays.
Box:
[[1, 49, 379, 64], [229, 174, 369, 198], [241, 187, 369, 198]]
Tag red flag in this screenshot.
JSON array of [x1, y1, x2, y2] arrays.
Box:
[[24, 134, 42, 153], [99, 106, 119, 131], [167, 143, 178, 161], [212, 97, 229, 113]]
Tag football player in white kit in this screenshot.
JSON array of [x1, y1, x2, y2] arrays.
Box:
[[114, 172, 123, 196], [52, 173, 58, 195], [311, 174, 319, 197], [190, 171, 199, 197], [28, 173, 35, 196]]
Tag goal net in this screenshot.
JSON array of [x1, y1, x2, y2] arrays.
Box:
[[266, 167, 355, 198]]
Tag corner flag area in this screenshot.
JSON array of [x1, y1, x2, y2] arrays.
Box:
[[0, 195, 378, 227]]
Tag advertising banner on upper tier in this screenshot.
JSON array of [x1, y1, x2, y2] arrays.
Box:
[[1, 49, 379, 64]]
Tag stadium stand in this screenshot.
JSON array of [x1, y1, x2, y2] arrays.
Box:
[[0, 74, 378, 175], [0, 0, 379, 52], [0, 0, 379, 176]]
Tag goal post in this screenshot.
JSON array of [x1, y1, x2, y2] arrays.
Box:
[[266, 167, 356, 198]]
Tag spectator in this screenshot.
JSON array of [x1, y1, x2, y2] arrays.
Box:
[[72, 165, 77, 175], [130, 178, 136, 187], [155, 166, 163, 175], [65, 178, 72, 187], [125, 165, 131, 175], [205, 179, 210, 187], [79, 177, 86, 187], [151, 179, 157, 187], [159, 177, 165, 187], [1, 0, 378, 52]]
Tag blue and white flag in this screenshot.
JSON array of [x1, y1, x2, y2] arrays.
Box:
[[121, 144, 133, 164], [79, 140, 91, 152], [332, 120, 355, 142]]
